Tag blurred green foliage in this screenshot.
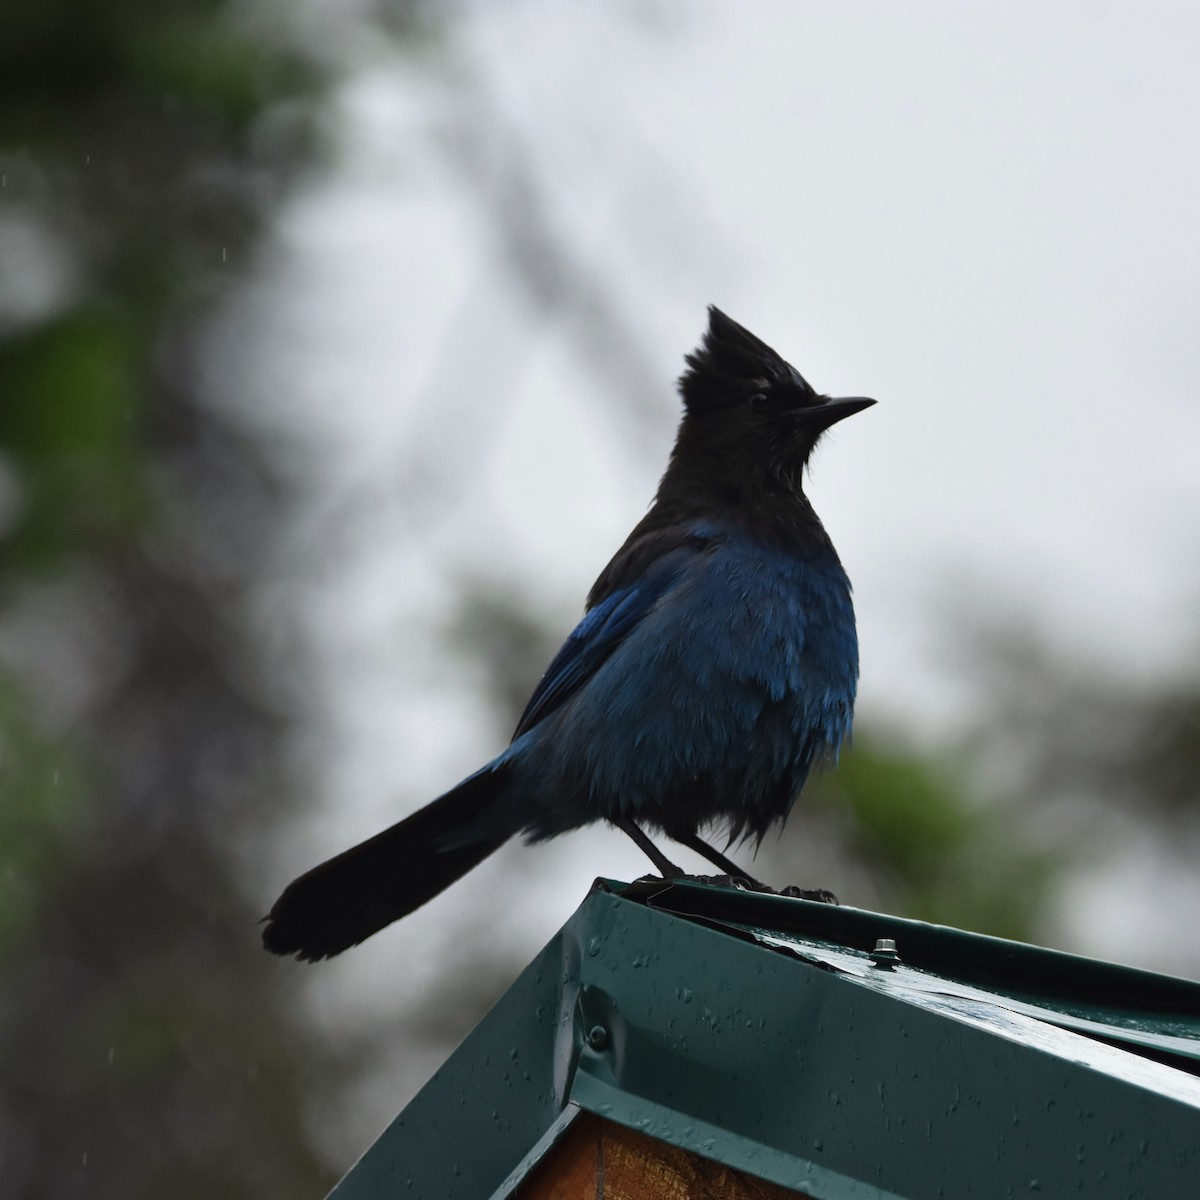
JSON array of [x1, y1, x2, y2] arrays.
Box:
[[0, 2, 316, 138], [0, 674, 83, 952], [809, 738, 1057, 942], [0, 307, 144, 566], [0, 1, 338, 1196]]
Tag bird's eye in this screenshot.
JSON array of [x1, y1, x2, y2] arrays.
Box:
[[748, 391, 769, 410]]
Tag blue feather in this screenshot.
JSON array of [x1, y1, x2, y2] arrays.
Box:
[[505, 519, 858, 845], [513, 539, 706, 737]]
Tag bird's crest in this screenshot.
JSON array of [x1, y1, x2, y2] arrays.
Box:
[[678, 306, 804, 412]]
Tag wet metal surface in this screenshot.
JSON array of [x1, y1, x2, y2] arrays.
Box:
[[330, 879, 1200, 1200]]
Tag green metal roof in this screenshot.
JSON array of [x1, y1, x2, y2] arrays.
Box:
[[330, 879, 1200, 1199]]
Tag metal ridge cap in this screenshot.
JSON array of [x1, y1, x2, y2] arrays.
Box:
[[604, 876, 1200, 1018]]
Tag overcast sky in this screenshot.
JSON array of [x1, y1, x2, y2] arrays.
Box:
[[213, 4, 1200, 1116]]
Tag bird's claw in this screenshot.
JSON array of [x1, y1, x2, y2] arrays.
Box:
[[778, 885, 839, 905], [679, 872, 765, 892], [634, 872, 839, 905], [686, 874, 838, 904]]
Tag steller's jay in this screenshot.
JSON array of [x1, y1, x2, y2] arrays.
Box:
[[263, 307, 875, 960]]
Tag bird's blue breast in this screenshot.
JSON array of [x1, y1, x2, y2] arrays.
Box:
[[511, 520, 859, 843]]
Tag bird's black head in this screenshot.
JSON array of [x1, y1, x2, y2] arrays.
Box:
[[672, 306, 875, 493]]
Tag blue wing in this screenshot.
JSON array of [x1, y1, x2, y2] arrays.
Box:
[[512, 533, 711, 739]]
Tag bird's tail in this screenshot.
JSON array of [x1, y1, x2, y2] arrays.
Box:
[[262, 763, 515, 960]]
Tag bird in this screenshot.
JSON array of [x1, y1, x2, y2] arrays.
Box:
[[263, 306, 875, 960]]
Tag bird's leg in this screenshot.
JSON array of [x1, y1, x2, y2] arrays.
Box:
[[672, 830, 765, 887], [615, 817, 686, 878]]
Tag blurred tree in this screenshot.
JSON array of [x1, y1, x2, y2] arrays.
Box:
[[0, 2, 349, 1196], [959, 624, 1200, 824], [959, 624, 1200, 972], [794, 735, 1058, 942]]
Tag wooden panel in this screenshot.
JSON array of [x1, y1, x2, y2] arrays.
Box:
[[515, 1112, 811, 1200]]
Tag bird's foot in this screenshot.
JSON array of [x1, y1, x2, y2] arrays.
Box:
[[700, 872, 770, 893], [686, 873, 808, 896], [778, 885, 839, 905], [719, 878, 839, 904], [636, 872, 839, 905]]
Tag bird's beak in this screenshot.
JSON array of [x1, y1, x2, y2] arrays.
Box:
[[806, 395, 877, 428]]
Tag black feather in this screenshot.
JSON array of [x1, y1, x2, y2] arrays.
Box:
[[262, 765, 514, 960], [678, 305, 813, 413]]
